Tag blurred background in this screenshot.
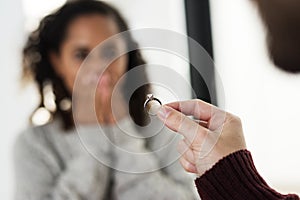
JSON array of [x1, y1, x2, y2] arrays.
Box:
[[0, 0, 299, 199]]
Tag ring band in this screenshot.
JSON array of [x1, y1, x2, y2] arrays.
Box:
[[144, 94, 162, 110]]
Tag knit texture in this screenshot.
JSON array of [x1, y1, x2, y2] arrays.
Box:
[[14, 118, 199, 200], [195, 150, 299, 200]]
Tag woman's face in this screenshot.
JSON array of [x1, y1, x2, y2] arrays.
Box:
[[50, 14, 128, 101]]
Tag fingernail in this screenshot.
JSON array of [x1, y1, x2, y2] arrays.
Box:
[[157, 106, 171, 120]]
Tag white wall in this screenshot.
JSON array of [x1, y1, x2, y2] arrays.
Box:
[[210, 0, 300, 194], [0, 0, 27, 199]]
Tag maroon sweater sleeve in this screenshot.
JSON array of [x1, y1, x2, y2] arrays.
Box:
[[195, 150, 299, 200]]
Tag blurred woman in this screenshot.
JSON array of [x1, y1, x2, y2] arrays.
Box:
[[13, 1, 197, 199]]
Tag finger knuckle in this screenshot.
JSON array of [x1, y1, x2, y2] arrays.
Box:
[[167, 110, 183, 125], [177, 140, 185, 153], [227, 112, 242, 124], [180, 158, 190, 170]]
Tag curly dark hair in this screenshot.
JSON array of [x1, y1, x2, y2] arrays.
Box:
[[22, 0, 150, 130]]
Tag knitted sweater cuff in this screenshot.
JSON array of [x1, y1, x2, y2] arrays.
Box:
[[195, 150, 299, 200]]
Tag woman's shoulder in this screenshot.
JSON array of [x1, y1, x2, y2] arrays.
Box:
[[14, 121, 60, 153], [18, 121, 55, 136], [13, 121, 67, 176]]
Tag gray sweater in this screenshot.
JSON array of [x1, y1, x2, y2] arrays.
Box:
[[13, 117, 199, 200]]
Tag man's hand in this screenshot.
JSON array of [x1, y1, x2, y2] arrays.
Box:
[[157, 99, 246, 176]]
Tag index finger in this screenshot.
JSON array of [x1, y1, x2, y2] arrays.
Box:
[[166, 99, 217, 121], [157, 105, 208, 144], [166, 99, 226, 131]]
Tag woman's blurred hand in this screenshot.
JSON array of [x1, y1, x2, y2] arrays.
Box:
[[157, 99, 246, 176]]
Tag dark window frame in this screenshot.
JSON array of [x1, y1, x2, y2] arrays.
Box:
[[185, 0, 217, 105]]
